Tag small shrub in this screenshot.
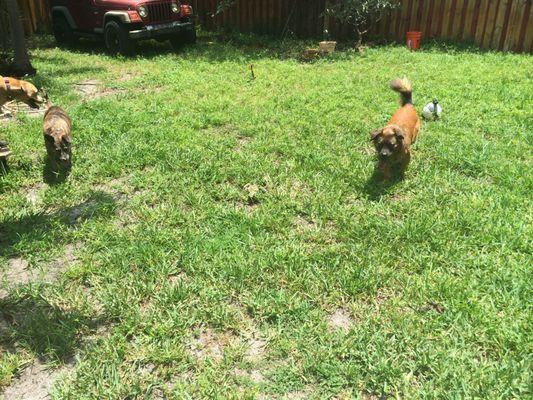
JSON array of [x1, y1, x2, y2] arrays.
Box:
[[325, 0, 400, 48]]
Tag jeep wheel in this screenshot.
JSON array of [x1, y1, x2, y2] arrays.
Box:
[[104, 21, 135, 56], [170, 28, 197, 51], [53, 15, 77, 47]]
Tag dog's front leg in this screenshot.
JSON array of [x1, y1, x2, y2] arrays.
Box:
[[378, 162, 391, 181]]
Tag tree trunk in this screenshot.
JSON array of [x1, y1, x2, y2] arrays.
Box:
[[5, 0, 35, 76]]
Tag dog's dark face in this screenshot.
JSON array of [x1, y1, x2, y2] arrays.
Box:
[[371, 125, 405, 161], [45, 134, 72, 168], [20, 82, 45, 109]]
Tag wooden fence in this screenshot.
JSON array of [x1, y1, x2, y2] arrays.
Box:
[[196, 0, 533, 53], [18, 0, 50, 34], [1, 0, 50, 54], [4, 0, 532, 53]]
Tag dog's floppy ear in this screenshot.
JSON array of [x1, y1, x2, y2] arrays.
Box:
[[393, 126, 405, 141], [370, 129, 382, 141]]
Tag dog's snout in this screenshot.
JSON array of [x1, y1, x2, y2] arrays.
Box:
[[379, 149, 391, 159], [59, 152, 70, 162], [28, 99, 40, 109]]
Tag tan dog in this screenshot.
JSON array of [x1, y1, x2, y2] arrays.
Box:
[[0, 75, 44, 110], [43, 103, 72, 169], [371, 78, 420, 180]]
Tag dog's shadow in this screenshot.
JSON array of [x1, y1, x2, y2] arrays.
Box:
[[42, 156, 71, 185], [363, 168, 405, 201]]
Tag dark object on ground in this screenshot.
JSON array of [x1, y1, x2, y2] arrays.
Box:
[[50, 0, 197, 56]]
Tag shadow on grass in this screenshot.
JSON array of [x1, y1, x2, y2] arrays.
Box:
[[0, 191, 117, 258], [42, 156, 71, 186], [363, 169, 404, 201], [0, 292, 106, 362]]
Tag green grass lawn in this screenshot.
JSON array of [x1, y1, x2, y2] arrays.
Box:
[[0, 35, 531, 399]]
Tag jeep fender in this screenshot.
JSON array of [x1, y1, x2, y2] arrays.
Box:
[[51, 6, 77, 29], [104, 12, 132, 26]]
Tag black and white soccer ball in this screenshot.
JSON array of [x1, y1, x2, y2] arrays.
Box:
[[422, 99, 442, 120]]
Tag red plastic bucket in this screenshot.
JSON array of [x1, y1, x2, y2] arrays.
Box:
[[407, 31, 422, 50]]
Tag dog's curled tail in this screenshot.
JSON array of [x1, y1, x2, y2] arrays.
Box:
[[390, 77, 413, 106]]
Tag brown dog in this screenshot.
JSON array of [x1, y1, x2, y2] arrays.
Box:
[[0, 76, 44, 110], [371, 78, 420, 180], [43, 104, 72, 169]]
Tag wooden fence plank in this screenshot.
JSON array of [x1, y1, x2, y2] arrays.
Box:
[[481, 0, 498, 47], [435, 0, 448, 37], [463, 0, 475, 41], [517, 0, 532, 52], [470, 0, 483, 42], [491, 0, 508, 49], [424, 0, 436, 38], [452, 0, 465, 38], [502, 0, 518, 51], [419, 0, 431, 37], [523, 0, 533, 52], [498, 0, 513, 50]]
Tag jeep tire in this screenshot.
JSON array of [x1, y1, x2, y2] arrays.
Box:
[[53, 15, 77, 47], [104, 21, 135, 56]]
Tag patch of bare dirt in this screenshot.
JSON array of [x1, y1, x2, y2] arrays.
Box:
[[235, 135, 252, 152], [26, 182, 46, 206], [234, 368, 265, 383], [74, 80, 125, 100], [1, 101, 47, 121], [0, 257, 32, 299], [236, 183, 262, 214], [293, 215, 316, 232], [2, 359, 74, 400], [0, 243, 82, 299], [74, 80, 101, 96], [90, 87, 126, 100], [49, 243, 82, 274], [284, 387, 314, 399], [168, 272, 188, 285], [246, 336, 267, 361], [333, 389, 355, 399], [289, 181, 311, 201], [236, 200, 260, 214], [419, 301, 445, 314], [327, 309, 354, 333], [189, 328, 235, 361], [119, 72, 137, 82], [94, 175, 133, 200]]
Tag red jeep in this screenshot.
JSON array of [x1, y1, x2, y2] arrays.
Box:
[[50, 1, 196, 55]]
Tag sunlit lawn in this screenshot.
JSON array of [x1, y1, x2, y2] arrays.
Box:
[[0, 34, 531, 399]]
